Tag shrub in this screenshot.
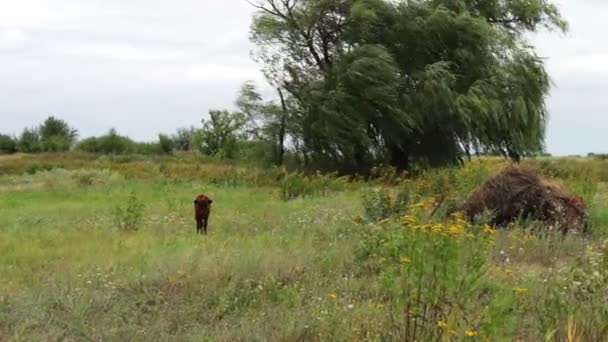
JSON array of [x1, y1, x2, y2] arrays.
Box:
[[17, 127, 41, 153], [355, 211, 499, 340], [76, 130, 173, 156], [37, 116, 78, 152], [193, 110, 246, 159], [279, 171, 348, 201], [112, 192, 146, 232], [362, 186, 412, 223], [171, 126, 196, 151], [39, 135, 73, 152], [132, 141, 161, 155], [158, 134, 174, 154], [0, 134, 17, 154], [76, 129, 135, 154], [24, 163, 55, 175], [529, 239, 608, 340]]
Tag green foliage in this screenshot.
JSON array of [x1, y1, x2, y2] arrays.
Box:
[[38, 116, 78, 152], [4, 154, 608, 340], [17, 127, 41, 153], [112, 191, 146, 232], [3, 167, 123, 191], [157, 134, 174, 154], [250, 0, 568, 172], [362, 187, 411, 223], [24, 162, 55, 175], [171, 126, 196, 151], [279, 171, 348, 201], [236, 140, 276, 166], [236, 81, 293, 166], [529, 239, 608, 340], [14, 117, 78, 153], [76, 129, 133, 154], [75, 129, 170, 156], [355, 213, 497, 339], [0, 134, 17, 154], [193, 110, 246, 159]]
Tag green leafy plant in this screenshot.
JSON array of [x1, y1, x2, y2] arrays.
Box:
[[113, 192, 146, 232]]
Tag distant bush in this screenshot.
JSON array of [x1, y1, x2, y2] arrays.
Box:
[[38, 116, 78, 152], [15, 116, 78, 153], [279, 171, 349, 201], [17, 127, 41, 153], [158, 134, 174, 154], [25, 163, 55, 175], [171, 126, 196, 151], [589, 153, 608, 160], [76, 129, 134, 154], [76, 129, 170, 155], [0, 134, 17, 154], [193, 110, 246, 159], [132, 141, 162, 155]]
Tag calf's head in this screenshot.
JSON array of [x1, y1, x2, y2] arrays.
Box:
[[194, 195, 213, 214]]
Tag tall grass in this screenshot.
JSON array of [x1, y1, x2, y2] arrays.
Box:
[[2, 153, 608, 340]]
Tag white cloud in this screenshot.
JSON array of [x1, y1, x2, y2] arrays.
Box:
[[0, 28, 28, 50], [53, 41, 191, 63], [141, 63, 265, 85], [0, 0, 607, 154]]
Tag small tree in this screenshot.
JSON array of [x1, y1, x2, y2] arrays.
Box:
[[236, 81, 294, 166], [39, 116, 78, 152], [17, 127, 41, 153], [193, 110, 246, 159], [0, 134, 17, 154], [171, 126, 196, 151], [158, 134, 174, 154]]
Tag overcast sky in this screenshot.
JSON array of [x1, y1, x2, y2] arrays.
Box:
[[0, 0, 604, 155]]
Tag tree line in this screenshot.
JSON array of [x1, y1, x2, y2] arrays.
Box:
[[0, 113, 256, 160], [2, 0, 568, 174]]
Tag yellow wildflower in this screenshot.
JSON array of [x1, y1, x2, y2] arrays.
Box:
[[400, 257, 412, 264], [450, 211, 465, 220], [483, 224, 495, 234], [401, 215, 417, 225], [432, 223, 444, 233], [327, 293, 337, 300], [378, 218, 392, 225], [513, 287, 528, 294], [465, 330, 478, 337], [448, 224, 463, 236], [437, 320, 448, 328], [504, 268, 513, 275], [410, 201, 426, 209]]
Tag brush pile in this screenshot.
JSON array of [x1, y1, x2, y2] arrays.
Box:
[[455, 166, 587, 233]]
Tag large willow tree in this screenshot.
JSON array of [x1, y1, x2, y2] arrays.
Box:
[[250, 0, 567, 173]]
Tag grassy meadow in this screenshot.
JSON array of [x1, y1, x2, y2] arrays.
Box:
[[2, 153, 608, 341]]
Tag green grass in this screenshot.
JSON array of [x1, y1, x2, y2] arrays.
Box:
[[0, 173, 368, 340], [2, 154, 608, 340]]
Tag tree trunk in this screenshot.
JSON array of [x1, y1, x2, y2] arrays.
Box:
[[277, 87, 288, 166], [389, 144, 410, 171]]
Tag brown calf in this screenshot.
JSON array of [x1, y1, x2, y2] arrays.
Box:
[[193, 194, 213, 234]]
